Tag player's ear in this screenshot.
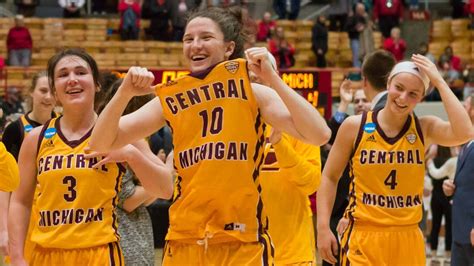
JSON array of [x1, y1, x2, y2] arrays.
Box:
[[224, 41, 236, 60]]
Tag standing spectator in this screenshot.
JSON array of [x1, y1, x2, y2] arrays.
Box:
[[427, 145, 456, 263], [373, 0, 404, 38], [268, 26, 295, 69], [451, 0, 465, 19], [443, 93, 474, 266], [58, 0, 85, 18], [91, 0, 107, 15], [169, 0, 199, 42], [358, 6, 375, 63], [142, 0, 172, 41], [273, 0, 301, 20], [7, 15, 32, 67], [119, 0, 141, 40], [383, 27, 406, 61], [257, 11, 276, 42], [312, 15, 328, 67], [345, 3, 366, 68], [15, 0, 39, 17], [443, 46, 462, 72]]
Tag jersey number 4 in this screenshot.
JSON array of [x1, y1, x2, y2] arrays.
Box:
[[384, 170, 398, 190], [199, 107, 224, 137], [63, 175, 77, 202]]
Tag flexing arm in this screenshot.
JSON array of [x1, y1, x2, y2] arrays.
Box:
[[8, 128, 39, 265], [317, 115, 359, 264], [413, 54, 474, 146], [89, 67, 164, 152], [247, 47, 331, 146], [270, 129, 321, 195]]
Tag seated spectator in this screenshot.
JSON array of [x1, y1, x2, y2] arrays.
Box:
[[6, 15, 32, 67], [312, 15, 328, 67], [383, 27, 406, 61], [142, 0, 172, 41], [268, 26, 295, 69], [257, 11, 276, 42], [0, 87, 25, 120], [119, 0, 141, 40], [15, 0, 39, 17], [418, 41, 436, 63], [463, 66, 474, 99], [442, 46, 462, 72], [58, 0, 85, 18], [439, 54, 460, 85]]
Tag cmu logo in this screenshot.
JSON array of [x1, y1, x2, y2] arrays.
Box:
[[224, 61, 239, 74]]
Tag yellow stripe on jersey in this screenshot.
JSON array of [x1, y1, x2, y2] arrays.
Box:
[[0, 142, 19, 192], [155, 59, 267, 243], [33, 117, 124, 249], [345, 110, 425, 226]]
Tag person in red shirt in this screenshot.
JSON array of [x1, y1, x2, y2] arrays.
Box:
[[118, 0, 141, 40], [6, 15, 32, 67], [443, 46, 462, 72], [257, 11, 276, 42], [383, 27, 406, 61], [373, 0, 404, 38], [268, 26, 296, 69]]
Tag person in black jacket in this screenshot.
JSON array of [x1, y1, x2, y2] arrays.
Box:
[[312, 15, 328, 68]]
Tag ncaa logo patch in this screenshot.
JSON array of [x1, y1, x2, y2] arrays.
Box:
[[406, 133, 417, 144], [44, 128, 57, 139], [24, 124, 33, 133], [224, 61, 239, 74], [364, 122, 376, 134]]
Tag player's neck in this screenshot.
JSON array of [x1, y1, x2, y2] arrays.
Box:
[[29, 109, 51, 125], [59, 109, 97, 138]]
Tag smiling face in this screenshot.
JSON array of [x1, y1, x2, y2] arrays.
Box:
[[31, 76, 55, 114], [387, 73, 424, 114], [353, 89, 370, 115], [53, 55, 97, 108], [183, 17, 235, 73]]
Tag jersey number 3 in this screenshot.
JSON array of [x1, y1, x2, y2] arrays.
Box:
[[63, 175, 77, 202], [384, 170, 398, 190]]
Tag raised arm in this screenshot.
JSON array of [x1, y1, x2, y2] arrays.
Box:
[[89, 67, 165, 152], [317, 115, 359, 264], [413, 54, 474, 146], [246, 47, 331, 146], [8, 128, 40, 265]]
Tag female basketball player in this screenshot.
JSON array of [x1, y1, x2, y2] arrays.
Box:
[[89, 6, 330, 265], [317, 54, 474, 266], [8, 49, 172, 265], [0, 71, 56, 260]]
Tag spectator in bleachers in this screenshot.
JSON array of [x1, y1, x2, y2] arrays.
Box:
[[142, 0, 172, 41], [345, 3, 367, 68], [439, 54, 461, 85], [15, 0, 39, 17], [358, 5, 375, 64], [257, 11, 276, 42], [327, 0, 350, 31], [442, 46, 462, 72], [58, 0, 85, 18], [311, 15, 328, 67], [170, 0, 199, 42], [241, 5, 258, 48], [6, 15, 32, 67], [383, 27, 406, 61], [273, 0, 301, 20], [91, 0, 107, 15], [463, 66, 474, 99], [417, 41, 436, 63], [0, 87, 25, 120], [119, 0, 142, 40], [373, 0, 404, 38], [451, 0, 466, 19], [268, 26, 295, 69]]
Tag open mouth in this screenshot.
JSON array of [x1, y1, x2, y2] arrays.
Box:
[[66, 89, 83, 95], [191, 55, 207, 62], [394, 100, 407, 109]]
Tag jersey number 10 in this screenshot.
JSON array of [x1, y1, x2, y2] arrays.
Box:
[[199, 107, 224, 137]]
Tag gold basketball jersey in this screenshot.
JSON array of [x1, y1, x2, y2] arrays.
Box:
[[0, 142, 19, 192], [155, 59, 267, 243], [33, 117, 124, 249], [346, 110, 425, 226], [260, 129, 320, 263]]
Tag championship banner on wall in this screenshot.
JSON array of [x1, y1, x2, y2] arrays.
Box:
[[146, 68, 332, 119]]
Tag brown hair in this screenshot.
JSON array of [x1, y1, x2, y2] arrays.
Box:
[[47, 48, 100, 93], [25, 71, 48, 111], [96, 78, 154, 116], [187, 6, 250, 60], [361, 50, 396, 91]]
